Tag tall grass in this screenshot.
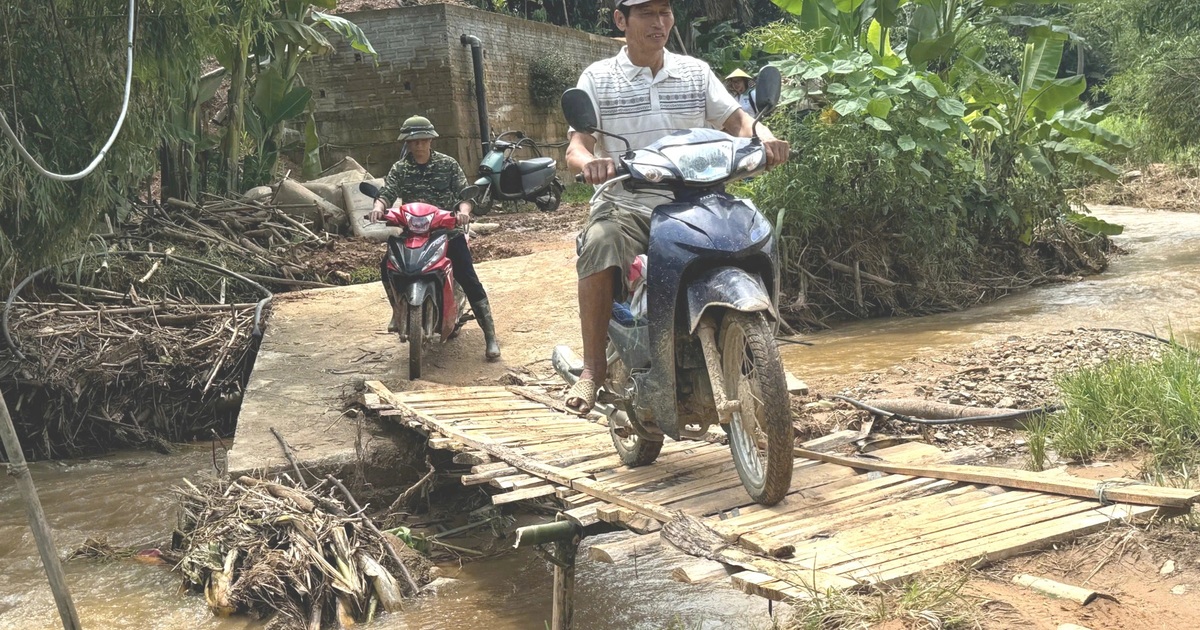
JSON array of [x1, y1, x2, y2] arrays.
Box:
[[785, 571, 983, 630], [1030, 345, 1200, 479]]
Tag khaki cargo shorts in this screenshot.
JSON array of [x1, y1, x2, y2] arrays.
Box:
[[576, 201, 650, 290]]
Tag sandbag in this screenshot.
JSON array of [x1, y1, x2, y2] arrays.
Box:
[[308, 168, 373, 188], [274, 179, 347, 234], [319, 156, 369, 178], [302, 181, 344, 209], [343, 177, 402, 243], [242, 185, 273, 203]]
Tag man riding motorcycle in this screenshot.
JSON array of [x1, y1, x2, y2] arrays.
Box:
[[563, 0, 789, 413], [369, 115, 501, 360]]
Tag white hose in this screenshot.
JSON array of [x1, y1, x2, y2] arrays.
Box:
[[0, 0, 136, 182]]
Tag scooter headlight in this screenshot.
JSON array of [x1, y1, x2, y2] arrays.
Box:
[[660, 141, 734, 183], [407, 213, 433, 234]]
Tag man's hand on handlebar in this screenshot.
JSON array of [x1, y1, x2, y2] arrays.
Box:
[[763, 137, 791, 169], [579, 157, 616, 185]]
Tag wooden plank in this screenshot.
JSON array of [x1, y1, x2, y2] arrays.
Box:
[[785, 371, 809, 396], [710, 474, 921, 538], [739, 532, 795, 558], [428, 437, 464, 451], [670, 559, 731, 584], [588, 533, 661, 564], [572, 478, 678, 522], [730, 571, 808, 601], [793, 448, 1200, 508], [563, 504, 602, 527], [378, 387, 585, 486], [753, 482, 976, 544], [813, 496, 1091, 578], [462, 468, 519, 486], [470, 461, 513, 473], [868, 504, 1164, 584], [393, 386, 513, 402], [491, 484, 557, 505], [757, 481, 982, 540], [594, 445, 726, 484], [596, 505, 662, 533], [507, 385, 587, 416]]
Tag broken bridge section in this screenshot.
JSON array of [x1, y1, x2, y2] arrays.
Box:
[[364, 381, 1199, 602]]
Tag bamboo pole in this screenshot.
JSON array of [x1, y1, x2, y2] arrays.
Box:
[[0, 390, 82, 630], [514, 520, 581, 630]]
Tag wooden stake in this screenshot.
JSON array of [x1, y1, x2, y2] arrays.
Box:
[[0, 390, 82, 630], [1012, 574, 1099, 605]]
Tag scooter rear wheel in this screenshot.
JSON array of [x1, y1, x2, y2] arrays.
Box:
[[610, 407, 662, 467], [720, 311, 792, 506], [606, 353, 661, 466]]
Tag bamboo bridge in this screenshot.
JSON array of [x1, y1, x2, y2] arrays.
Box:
[[362, 381, 1199, 604]]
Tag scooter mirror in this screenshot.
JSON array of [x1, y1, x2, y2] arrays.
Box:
[[459, 184, 481, 202], [561, 88, 598, 133], [754, 66, 782, 117], [359, 181, 381, 199]]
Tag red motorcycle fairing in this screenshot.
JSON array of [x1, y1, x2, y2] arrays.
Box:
[[381, 202, 462, 341]]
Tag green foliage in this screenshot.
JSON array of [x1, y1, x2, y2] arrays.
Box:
[[529, 52, 580, 109], [1036, 344, 1200, 480], [0, 0, 222, 274]]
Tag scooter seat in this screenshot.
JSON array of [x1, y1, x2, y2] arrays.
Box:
[[515, 157, 555, 174]]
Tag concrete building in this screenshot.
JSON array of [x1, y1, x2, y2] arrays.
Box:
[[301, 3, 621, 179]]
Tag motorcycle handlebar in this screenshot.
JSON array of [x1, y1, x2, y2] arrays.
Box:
[[574, 163, 629, 185]]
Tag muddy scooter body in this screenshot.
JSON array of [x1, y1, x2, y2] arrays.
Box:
[[359, 182, 479, 379], [473, 131, 564, 214], [552, 67, 794, 505]]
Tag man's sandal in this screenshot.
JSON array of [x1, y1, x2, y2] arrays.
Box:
[[564, 378, 597, 415]]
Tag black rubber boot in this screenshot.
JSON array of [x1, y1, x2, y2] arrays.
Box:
[[470, 297, 501, 360]]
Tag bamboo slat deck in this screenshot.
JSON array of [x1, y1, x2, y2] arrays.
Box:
[[365, 382, 1198, 602]]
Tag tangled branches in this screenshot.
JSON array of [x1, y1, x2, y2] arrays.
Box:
[[174, 475, 432, 629], [0, 252, 270, 459]]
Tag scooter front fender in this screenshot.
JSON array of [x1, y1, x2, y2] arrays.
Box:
[[686, 267, 776, 333], [399, 279, 437, 309], [473, 176, 490, 188]]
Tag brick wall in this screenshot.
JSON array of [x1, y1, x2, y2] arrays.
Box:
[[302, 4, 621, 180]]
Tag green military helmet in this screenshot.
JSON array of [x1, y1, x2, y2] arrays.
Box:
[[398, 115, 439, 141]]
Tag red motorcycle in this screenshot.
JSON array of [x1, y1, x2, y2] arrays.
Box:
[[359, 182, 478, 378]]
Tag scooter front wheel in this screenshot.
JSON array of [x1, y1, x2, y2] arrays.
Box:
[[720, 311, 792, 506], [407, 302, 425, 379]]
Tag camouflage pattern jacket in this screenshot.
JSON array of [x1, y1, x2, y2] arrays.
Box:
[[378, 151, 469, 211]]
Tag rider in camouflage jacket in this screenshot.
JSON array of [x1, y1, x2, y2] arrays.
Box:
[[377, 150, 469, 212], [370, 115, 501, 360]]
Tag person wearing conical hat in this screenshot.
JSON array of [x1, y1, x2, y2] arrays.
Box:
[[370, 115, 501, 360], [725, 68, 757, 116]]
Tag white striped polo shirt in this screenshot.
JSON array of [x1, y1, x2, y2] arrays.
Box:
[[575, 47, 741, 213]]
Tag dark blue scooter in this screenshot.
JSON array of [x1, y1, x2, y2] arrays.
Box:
[[552, 67, 792, 505]]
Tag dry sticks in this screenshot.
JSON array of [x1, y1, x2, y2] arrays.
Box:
[[174, 476, 432, 628]]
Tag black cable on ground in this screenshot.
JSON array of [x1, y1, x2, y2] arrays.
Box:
[[775, 337, 814, 346], [1085, 327, 1186, 347], [3, 251, 274, 362], [832, 395, 1061, 426]]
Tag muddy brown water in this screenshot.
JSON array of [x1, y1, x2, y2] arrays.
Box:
[[2, 205, 1199, 629]]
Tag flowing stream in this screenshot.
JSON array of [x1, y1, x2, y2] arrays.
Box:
[[2, 205, 1198, 630]]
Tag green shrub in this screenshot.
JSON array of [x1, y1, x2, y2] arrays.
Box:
[[529, 52, 579, 109], [1035, 344, 1200, 479]]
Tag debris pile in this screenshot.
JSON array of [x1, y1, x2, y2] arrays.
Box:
[[173, 475, 432, 629], [0, 252, 268, 459]]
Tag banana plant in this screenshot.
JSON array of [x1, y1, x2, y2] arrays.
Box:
[[963, 29, 1128, 240], [248, 1, 377, 184]]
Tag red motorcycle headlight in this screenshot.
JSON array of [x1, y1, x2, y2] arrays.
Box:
[[407, 213, 433, 234]]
